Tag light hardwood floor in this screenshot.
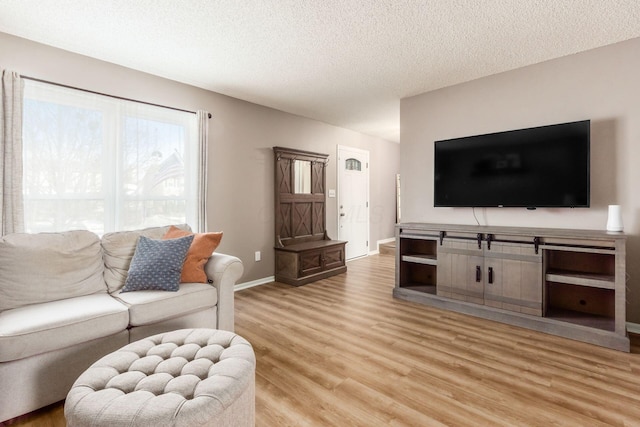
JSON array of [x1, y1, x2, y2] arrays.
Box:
[[4, 254, 640, 426]]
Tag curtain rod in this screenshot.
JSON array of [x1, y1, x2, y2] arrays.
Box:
[[22, 75, 212, 119]]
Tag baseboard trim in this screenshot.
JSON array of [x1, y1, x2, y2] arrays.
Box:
[[372, 237, 395, 256], [627, 322, 640, 335], [235, 276, 274, 291]]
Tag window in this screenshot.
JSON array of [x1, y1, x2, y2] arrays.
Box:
[[22, 80, 198, 235], [345, 158, 361, 171]]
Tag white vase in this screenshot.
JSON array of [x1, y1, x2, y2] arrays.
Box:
[[606, 205, 623, 232]]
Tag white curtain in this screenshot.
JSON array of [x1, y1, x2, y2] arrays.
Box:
[[196, 110, 209, 232], [0, 69, 24, 236]]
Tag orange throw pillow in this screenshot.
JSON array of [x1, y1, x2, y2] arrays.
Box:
[[162, 226, 223, 283]]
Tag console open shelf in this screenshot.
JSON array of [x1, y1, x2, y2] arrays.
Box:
[[401, 254, 437, 265], [397, 232, 438, 295], [401, 284, 437, 295], [545, 270, 615, 289], [545, 307, 615, 332]]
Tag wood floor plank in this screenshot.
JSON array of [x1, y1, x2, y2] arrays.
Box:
[[5, 253, 640, 426]]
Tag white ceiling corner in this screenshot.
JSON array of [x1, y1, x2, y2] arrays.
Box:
[[1, 0, 639, 143]]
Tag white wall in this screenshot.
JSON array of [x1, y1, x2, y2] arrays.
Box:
[[400, 37, 640, 321]]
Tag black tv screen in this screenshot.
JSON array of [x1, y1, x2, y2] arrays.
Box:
[[434, 120, 590, 208]]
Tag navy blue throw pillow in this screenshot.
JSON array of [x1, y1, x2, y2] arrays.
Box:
[[122, 234, 194, 292]]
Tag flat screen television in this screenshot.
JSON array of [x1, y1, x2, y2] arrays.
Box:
[[434, 120, 590, 208]]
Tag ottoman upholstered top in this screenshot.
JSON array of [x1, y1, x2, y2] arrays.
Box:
[[64, 329, 255, 427]]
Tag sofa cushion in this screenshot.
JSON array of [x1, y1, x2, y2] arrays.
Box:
[[101, 224, 191, 293], [122, 235, 194, 292], [0, 230, 106, 312], [163, 226, 223, 283], [113, 283, 218, 327], [0, 294, 129, 362]]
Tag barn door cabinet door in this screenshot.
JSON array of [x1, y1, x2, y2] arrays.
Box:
[[437, 237, 484, 304], [483, 242, 542, 316], [437, 236, 542, 315]]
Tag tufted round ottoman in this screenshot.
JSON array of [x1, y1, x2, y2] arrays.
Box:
[[64, 328, 255, 427]]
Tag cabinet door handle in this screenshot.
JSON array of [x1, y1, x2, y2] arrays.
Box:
[[476, 266, 481, 282], [488, 267, 493, 284]]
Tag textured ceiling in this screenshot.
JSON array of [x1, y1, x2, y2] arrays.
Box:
[[1, 1, 639, 142]]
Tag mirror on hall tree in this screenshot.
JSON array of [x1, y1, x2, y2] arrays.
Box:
[[294, 160, 311, 194]]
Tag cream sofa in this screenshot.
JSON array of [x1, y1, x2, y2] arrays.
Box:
[[0, 225, 244, 422]]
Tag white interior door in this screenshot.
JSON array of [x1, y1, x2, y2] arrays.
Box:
[[337, 146, 369, 260]]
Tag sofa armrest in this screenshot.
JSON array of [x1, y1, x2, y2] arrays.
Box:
[[203, 252, 244, 332]]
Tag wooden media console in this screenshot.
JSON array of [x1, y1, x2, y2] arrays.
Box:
[[394, 223, 629, 351]]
